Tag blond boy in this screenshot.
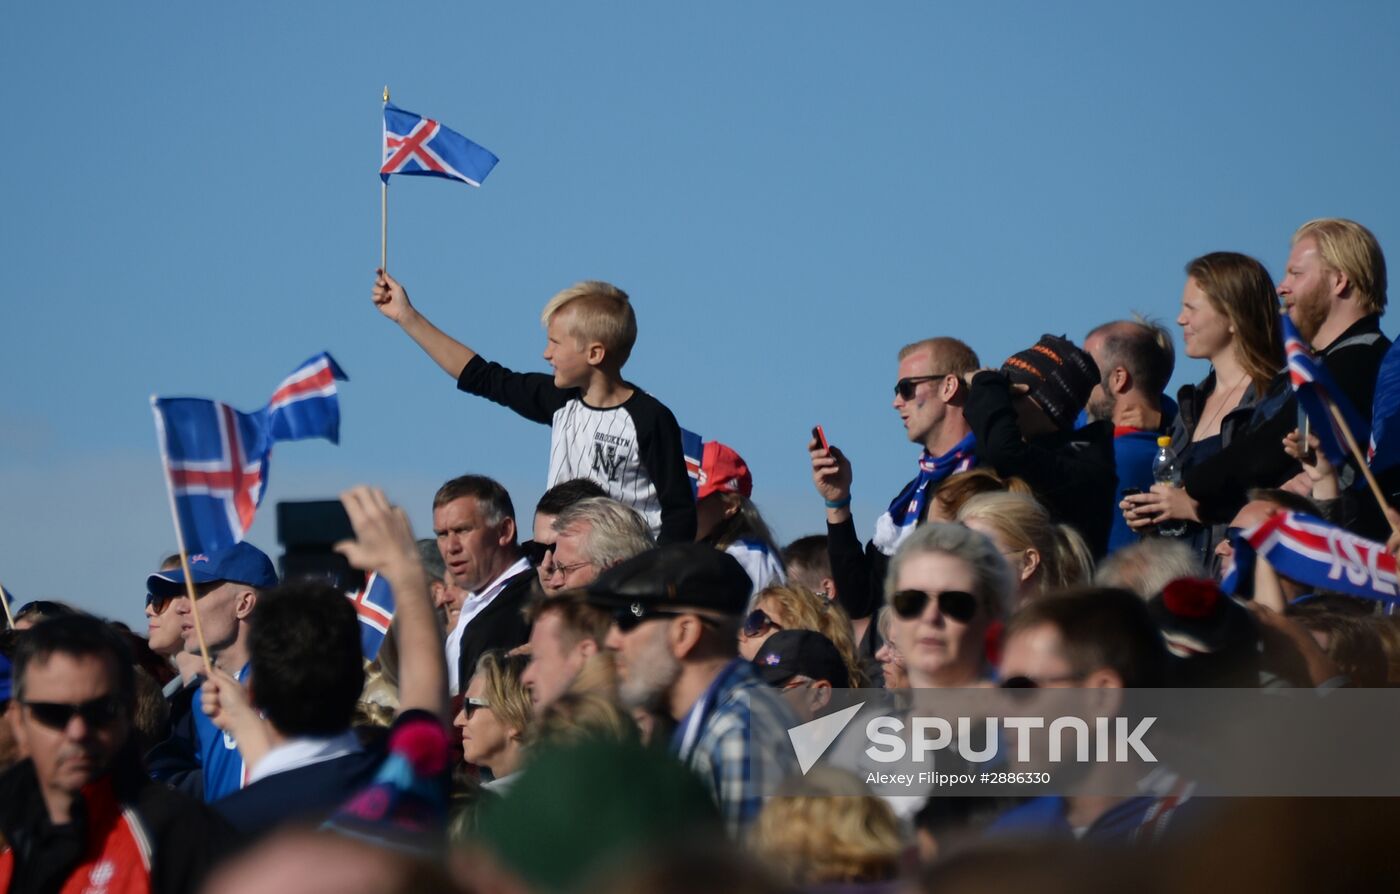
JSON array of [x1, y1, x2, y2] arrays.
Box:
[[372, 270, 696, 543]]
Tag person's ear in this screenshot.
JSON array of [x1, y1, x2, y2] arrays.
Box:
[[577, 637, 599, 661], [1019, 548, 1041, 583], [1112, 366, 1132, 396], [722, 493, 742, 520], [669, 615, 704, 659], [234, 588, 257, 620], [497, 516, 517, 549], [1328, 265, 1350, 300], [809, 680, 833, 713], [585, 341, 607, 367]]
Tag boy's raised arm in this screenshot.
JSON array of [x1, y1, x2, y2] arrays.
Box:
[[372, 269, 478, 378]]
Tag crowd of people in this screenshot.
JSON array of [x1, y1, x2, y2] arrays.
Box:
[[4, 216, 1400, 892]]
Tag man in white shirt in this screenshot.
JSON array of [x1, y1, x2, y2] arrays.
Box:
[[431, 475, 535, 693]]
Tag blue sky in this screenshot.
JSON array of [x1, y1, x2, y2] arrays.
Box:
[[4, 2, 1398, 627]]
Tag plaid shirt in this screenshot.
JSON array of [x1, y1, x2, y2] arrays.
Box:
[[674, 659, 799, 836]]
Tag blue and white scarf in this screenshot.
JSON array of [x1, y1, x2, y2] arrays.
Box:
[[872, 433, 976, 556]]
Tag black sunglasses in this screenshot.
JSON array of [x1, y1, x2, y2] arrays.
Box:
[[521, 540, 557, 567], [894, 373, 952, 401], [613, 602, 707, 633], [890, 589, 978, 624], [21, 695, 126, 731], [998, 673, 1084, 690], [742, 609, 782, 638]]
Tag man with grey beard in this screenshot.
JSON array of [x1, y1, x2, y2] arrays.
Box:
[[585, 543, 796, 836]]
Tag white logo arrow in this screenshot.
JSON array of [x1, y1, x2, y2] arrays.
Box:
[[787, 701, 865, 775]]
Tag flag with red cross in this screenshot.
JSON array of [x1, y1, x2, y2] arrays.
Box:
[[380, 102, 498, 187]]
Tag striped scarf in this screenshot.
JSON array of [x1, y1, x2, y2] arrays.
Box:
[[872, 433, 976, 556]]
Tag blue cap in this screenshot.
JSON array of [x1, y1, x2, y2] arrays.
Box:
[[146, 542, 277, 603], [0, 653, 12, 703]]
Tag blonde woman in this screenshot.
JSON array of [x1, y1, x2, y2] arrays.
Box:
[[737, 584, 866, 686], [454, 650, 533, 793], [753, 767, 904, 885], [957, 491, 1093, 605]]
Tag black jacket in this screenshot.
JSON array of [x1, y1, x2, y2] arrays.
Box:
[[965, 371, 1117, 557], [455, 567, 535, 691], [0, 752, 232, 894]]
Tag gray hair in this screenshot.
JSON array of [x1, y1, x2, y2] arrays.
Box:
[[416, 538, 446, 581], [1093, 538, 1204, 600], [884, 523, 1015, 620], [552, 497, 655, 570]]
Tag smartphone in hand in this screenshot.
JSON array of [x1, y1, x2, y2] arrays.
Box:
[[812, 425, 829, 451]]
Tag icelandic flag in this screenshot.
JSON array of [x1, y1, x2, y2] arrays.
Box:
[[1220, 511, 1399, 604], [1368, 338, 1400, 473], [681, 427, 703, 499], [267, 353, 348, 443], [381, 102, 498, 187], [152, 353, 348, 554], [1282, 312, 1369, 469], [347, 572, 396, 660]]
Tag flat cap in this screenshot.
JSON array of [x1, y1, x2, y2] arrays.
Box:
[[585, 543, 751, 617]]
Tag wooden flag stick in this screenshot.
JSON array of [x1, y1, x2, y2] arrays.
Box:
[[150, 397, 214, 672], [381, 85, 389, 273], [1324, 396, 1400, 536], [0, 581, 14, 629]]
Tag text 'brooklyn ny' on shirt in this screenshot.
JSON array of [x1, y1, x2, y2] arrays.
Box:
[[456, 355, 697, 543]]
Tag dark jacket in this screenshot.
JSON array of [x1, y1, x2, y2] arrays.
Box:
[[0, 751, 232, 894], [144, 678, 202, 799], [214, 743, 384, 843], [1173, 370, 1297, 526], [965, 371, 1118, 557], [455, 567, 535, 691], [1319, 314, 1391, 421]]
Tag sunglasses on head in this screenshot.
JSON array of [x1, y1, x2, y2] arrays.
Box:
[[742, 609, 782, 639], [521, 540, 557, 567], [890, 589, 979, 624], [21, 695, 125, 731], [894, 373, 952, 401]]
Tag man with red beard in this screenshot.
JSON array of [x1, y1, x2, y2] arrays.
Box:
[[1278, 218, 1390, 418]]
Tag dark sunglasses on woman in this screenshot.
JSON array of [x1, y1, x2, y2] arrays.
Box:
[[890, 589, 978, 624], [741, 608, 782, 638]]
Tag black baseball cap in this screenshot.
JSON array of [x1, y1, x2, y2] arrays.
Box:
[[752, 629, 850, 689], [584, 543, 751, 617]]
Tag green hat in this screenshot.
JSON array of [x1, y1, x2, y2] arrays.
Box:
[[476, 740, 721, 891]]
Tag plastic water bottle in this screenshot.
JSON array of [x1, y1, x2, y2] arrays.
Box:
[[1151, 436, 1187, 537]]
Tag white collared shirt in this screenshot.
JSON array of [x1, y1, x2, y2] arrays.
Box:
[[247, 729, 363, 784], [445, 556, 532, 692]]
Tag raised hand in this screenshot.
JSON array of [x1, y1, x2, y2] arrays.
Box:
[[371, 268, 414, 324], [334, 485, 421, 581], [809, 436, 852, 505]]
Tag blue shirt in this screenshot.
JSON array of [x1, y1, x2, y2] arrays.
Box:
[[193, 663, 249, 802]]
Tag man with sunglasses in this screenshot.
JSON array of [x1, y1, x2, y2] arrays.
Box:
[[1, 614, 231, 893], [587, 543, 797, 836], [986, 587, 1194, 844], [525, 478, 609, 597], [810, 338, 982, 652], [145, 542, 277, 803], [751, 629, 849, 724]]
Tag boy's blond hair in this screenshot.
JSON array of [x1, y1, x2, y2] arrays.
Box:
[[540, 281, 638, 368]]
